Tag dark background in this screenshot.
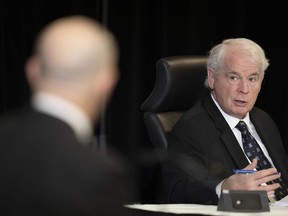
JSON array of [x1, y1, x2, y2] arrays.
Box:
[[1, 0, 287, 203]]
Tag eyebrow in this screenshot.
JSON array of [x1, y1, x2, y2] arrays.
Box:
[[226, 71, 260, 76]]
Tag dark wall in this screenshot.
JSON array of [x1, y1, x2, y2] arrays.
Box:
[[1, 0, 287, 203]]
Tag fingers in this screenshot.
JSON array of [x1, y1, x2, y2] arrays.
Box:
[[257, 183, 280, 195], [253, 168, 280, 182], [242, 159, 280, 187], [244, 158, 258, 170], [228, 159, 281, 196], [223, 168, 281, 193], [267, 190, 276, 198]]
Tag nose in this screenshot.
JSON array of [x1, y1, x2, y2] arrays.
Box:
[[238, 79, 249, 93]]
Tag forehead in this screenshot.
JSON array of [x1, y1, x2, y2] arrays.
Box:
[[223, 51, 260, 74]]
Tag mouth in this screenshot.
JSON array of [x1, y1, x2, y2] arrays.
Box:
[[234, 99, 248, 107]]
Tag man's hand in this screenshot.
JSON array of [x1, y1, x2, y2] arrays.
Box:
[[222, 159, 280, 197]]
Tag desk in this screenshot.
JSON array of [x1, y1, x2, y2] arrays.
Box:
[[125, 203, 288, 215]]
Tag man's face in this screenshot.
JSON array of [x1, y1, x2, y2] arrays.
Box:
[[208, 53, 264, 119]]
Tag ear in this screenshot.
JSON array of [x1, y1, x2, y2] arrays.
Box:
[[207, 68, 215, 90], [93, 68, 119, 103], [25, 56, 41, 90]]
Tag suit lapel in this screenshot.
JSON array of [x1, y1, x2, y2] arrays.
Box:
[[220, 129, 249, 168], [203, 95, 250, 168]]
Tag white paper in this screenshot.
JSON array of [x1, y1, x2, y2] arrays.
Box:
[[126, 203, 288, 215], [273, 195, 288, 207]]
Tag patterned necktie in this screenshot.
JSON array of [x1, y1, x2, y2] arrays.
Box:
[[236, 120, 288, 201]]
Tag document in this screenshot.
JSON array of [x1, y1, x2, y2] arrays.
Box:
[[126, 203, 288, 215], [273, 195, 288, 207]]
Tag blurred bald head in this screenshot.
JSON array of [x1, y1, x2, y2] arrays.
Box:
[[34, 15, 118, 81], [26, 15, 119, 120]]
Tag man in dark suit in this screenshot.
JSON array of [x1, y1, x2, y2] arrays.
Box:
[[162, 38, 288, 205], [0, 16, 135, 215]]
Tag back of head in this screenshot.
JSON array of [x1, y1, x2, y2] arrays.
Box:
[[34, 15, 118, 83]]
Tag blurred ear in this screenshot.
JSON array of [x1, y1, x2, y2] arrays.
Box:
[[207, 68, 215, 90], [94, 68, 119, 103], [25, 56, 41, 90]]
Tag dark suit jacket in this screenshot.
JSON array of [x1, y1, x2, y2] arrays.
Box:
[[162, 94, 288, 205], [0, 105, 135, 216]]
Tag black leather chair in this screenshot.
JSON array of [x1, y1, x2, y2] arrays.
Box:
[[141, 56, 209, 203], [141, 55, 208, 155]]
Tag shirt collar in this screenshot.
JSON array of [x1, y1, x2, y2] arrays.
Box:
[[31, 92, 93, 144], [210, 93, 250, 129]]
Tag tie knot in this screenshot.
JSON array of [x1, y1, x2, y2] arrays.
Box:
[[236, 121, 248, 133]]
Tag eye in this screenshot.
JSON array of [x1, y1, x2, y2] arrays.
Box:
[[228, 74, 239, 82], [248, 75, 259, 82]]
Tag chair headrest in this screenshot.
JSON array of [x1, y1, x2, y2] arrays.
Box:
[[141, 56, 208, 112]]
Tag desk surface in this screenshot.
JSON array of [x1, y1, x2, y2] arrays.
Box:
[[125, 203, 288, 216]]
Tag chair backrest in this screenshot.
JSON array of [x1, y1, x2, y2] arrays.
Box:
[[141, 56, 208, 153]]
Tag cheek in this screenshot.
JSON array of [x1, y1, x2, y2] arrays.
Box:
[[250, 88, 261, 102], [251, 84, 262, 96], [215, 81, 233, 96]]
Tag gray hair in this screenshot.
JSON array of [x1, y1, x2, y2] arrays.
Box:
[[204, 38, 269, 88]]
